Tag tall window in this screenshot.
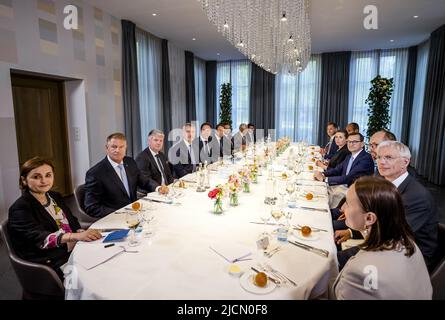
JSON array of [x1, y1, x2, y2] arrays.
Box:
[[216, 60, 251, 130], [348, 49, 408, 139], [410, 41, 430, 167], [275, 55, 322, 144], [194, 57, 206, 126], [136, 28, 162, 147]]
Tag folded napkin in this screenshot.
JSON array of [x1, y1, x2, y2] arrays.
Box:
[[144, 194, 173, 204], [209, 243, 252, 263], [74, 244, 124, 270], [102, 229, 129, 243]]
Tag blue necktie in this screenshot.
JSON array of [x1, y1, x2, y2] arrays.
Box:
[[346, 156, 354, 175], [118, 164, 130, 197]]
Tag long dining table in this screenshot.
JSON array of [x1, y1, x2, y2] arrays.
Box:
[[64, 144, 339, 300]]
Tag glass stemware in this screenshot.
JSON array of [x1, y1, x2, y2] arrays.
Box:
[[126, 211, 141, 247]]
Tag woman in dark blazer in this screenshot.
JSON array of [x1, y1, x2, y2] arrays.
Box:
[[8, 157, 102, 279], [317, 130, 350, 170]]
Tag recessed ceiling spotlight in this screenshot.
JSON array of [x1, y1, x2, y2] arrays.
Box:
[[217, 53, 220, 56], [152, 13, 157, 16], [390, 39, 395, 42], [192, 38, 196, 41], [413, 15, 419, 18]]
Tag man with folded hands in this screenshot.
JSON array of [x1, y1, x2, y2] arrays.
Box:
[[314, 132, 374, 187], [136, 129, 174, 193]]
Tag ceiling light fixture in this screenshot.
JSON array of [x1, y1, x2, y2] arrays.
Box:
[[200, 0, 311, 74]]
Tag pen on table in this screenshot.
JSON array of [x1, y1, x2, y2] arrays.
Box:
[[104, 243, 115, 248]]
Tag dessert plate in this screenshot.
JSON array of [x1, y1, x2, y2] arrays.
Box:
[[239, 271, 277, 295]]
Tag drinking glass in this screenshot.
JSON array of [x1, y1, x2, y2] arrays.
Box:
[[126, 211, 141, 247]]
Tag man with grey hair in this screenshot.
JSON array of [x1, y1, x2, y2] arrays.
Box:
[[336, 141, 438, 271], [135, 129, 174, 194]]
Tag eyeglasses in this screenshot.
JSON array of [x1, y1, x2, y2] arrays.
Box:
[[346, 140, 362, 145], [376, 155, 401, 162]]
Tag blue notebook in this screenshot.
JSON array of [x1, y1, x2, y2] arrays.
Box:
[[102, 229, 129, 243]]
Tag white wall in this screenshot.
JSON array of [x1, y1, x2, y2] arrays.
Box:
[[0, 0, 123, 221]]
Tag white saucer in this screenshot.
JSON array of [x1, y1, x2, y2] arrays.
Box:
[[239, 272, 277, 295], [293, 230, 320, 241]]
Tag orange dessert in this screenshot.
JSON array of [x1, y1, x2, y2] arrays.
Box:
[[281, 172, 288, 179], [308, 165, 314, 171], [311, 152, 315, 155], [254, 272, 268, 287], [178, 180, 186, 188], [311, 158, 316, 162], [301, 226, 312, 237], [131, 202, 141, 211], [305, 193, 314, 200], [159, 185, 169, 194]]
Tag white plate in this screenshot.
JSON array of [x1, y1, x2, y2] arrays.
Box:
[[239, 271, 277, 295], [293, 229, 320, 241]]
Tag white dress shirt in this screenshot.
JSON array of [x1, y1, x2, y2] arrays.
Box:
[[149, 147, 165, 185], [391, 172, 409, 188], [107, 155, 124, 180]]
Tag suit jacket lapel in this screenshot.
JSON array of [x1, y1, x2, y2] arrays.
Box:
[[23, 191, 59, 231], [397, 174, 411, 194], [146, 148, 159, 173], [103, 157, 129, 198]]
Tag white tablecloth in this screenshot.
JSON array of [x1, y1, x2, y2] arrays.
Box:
[[65, 147, 338, 300]]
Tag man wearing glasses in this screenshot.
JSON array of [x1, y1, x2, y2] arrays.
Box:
[[368, 130, 397, 175], [314, 132, 374, 186], [334, 141, 438, 271]]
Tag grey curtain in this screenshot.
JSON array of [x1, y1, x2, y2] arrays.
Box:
[[400, 46, 418, 144], [121, 20, 141, 157], [318, 51, 351, 146], [162, 39, 173, 144], [206, 61, 217, 126], [417, 25, 445, 185], [249, 63, 276, 136], [185, 51, 196, 122]]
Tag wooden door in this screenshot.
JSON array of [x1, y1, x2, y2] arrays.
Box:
[[11, 75, 72, 196]]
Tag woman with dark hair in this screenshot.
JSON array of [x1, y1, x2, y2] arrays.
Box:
[[316, 130, 350, 170], [332, 176, 432, 300], [8, 157, 102, 279]]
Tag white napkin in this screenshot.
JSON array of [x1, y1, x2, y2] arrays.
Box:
[[74, 244, 124, 270], [209, 243, 252, 263]]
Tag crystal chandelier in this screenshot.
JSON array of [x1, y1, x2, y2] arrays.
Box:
[[201, 0, 311, 74]]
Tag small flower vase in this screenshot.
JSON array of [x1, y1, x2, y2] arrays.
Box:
[[252, 172, 258, 184], [243, 182, 250, 193], [229, 192, 239, 206], [213, 198, 224, 214]]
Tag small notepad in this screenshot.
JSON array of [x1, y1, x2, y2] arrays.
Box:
[[102, 229, 130, 243]]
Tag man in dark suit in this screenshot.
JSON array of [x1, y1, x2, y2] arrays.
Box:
[[136, 129, 174, 193], [84, 133, 156, 218], [168, 123, 199, 179], [247, 123, 256, 145], [335, 141, 438, 271], [196, 122, 213, 164], [314, 132, 374, 186], [210, 123, 233, 160], [322, 121, 338, 160]]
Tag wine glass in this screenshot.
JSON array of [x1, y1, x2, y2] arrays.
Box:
[[278, 181, 287, 208], [260, 206, 272, 236], [270, 205, 284, 225], [286, 181, 295, 197], [126, 211, 141, 247]]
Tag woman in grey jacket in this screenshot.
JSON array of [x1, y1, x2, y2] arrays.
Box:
[[332, 176, 432, 300]]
